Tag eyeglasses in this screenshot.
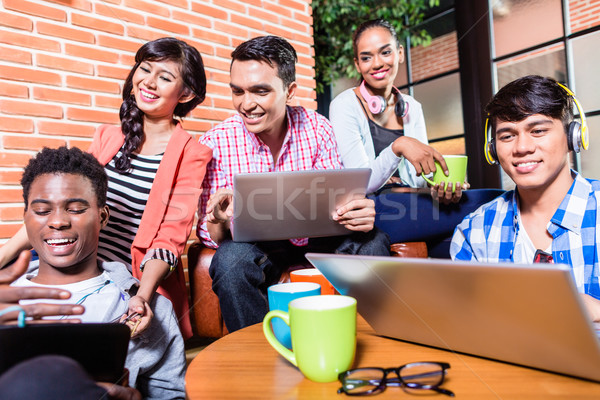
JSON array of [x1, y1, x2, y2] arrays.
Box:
[[337, 362, 454, 397]]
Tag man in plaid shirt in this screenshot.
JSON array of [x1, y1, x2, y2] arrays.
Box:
[[450, 75, 600, 321], [197, 36, 390, 332]]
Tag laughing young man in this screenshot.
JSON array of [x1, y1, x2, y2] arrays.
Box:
[[197, 35, 390, 332], [450, 75, 600, 321], [11, 146, 186, 399]]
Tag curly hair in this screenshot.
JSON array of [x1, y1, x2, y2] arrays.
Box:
[[231, 35, 297, 88], [117, 37, 207, 172], [485, 75, 574, 135], [21, 146, 108, 209]]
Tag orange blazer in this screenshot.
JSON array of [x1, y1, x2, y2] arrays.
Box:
[[89, 123, 212, 339]]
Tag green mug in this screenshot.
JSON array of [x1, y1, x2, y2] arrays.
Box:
[[263, 295, 357, 383], [421, 155, 468, 192]]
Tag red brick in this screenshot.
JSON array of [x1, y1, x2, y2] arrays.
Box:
[[0, 117, 34, 133], [69, 139, 92, 151], [33, 87, 92, 106], [264, 2, 292, 18], [46, 0, 92, 12], [66, 76, 121, 94], [0, 206, 25, 221], [37, 121, 97, 138], [97, 64, 131, 81], [36, 21, 95, 44], [66, 107, 120, 124], [0, 171, 23, 185], [280, 0, 306, 12], [293, 10, 312, 25], [3, 135, 67, 151], [65, 43, 119, 63], [123, 0, 170, 17], [94, 3, 145, 25], [97, 35, 142, 53], [202, 56, 231, 71], [281, 16, 307, 34], [212, 97, 234, 109], [297, 54, 315, 67], [192, 28, 230, 46], [208, 69, 231, 84], [72, 13, 125, 35], [190, 107, 232, 121], [214, 21, 249, 40], [37, 54, 94, 75], [183, 39, 215, 57], [156, 0, 188, 8], [0, 30, 60, 52], [0, 100, 63, 119], [180, 119, 213, 134], [265, 23, 294, 40], [215, 46, 233, 60], [0, 82, 28, 99], [0, 223, 22, 239], [0, 65, 61, 86], [191, 3, 228, 19], [119, 53, 136, 67], [0, 153, 31, 168], [0, 11, 33, 31], [147, 16, 190, 35], [126, 26, 165, 42], [231, 14, 263, 31], [95, 95, 122, 109], [0, 45, 32, 64], [171, 10, 210, 28], [249, 7, 280, 24], [3, 0, 66, 21], [217, 0, 246, 13]]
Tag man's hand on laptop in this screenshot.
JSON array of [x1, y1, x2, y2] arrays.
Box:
[[0, 250, 84, 325], [580, 294, 600, 322], [207, 188, 234, 225], [333, 198, 376, 232]]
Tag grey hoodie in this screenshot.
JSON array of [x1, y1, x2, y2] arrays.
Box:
[[19, 260, 186, 400]]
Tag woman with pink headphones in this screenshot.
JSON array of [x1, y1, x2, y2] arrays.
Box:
[[329, 19, 466, 202]]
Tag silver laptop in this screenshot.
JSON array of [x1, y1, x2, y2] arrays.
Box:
[[305, 253, 600, 382], [232, 169, 371, 242]]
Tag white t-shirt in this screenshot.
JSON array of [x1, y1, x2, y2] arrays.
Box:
[[12, 271, 125, 322], [513, 211, 552, 264]]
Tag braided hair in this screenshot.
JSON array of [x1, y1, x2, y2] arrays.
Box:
[[116, 37, 206, 172]]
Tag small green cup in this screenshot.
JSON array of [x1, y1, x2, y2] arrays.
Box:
[[421, 155, 468, 192], [263, 295, 357, 383]]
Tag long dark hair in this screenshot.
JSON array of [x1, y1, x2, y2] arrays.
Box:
[[116, 37, 206, 172]]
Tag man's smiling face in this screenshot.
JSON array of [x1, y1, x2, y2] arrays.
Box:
[[24, 173, 109, 283], [494, 114, 571, 192], [229, 59, 295, 139]]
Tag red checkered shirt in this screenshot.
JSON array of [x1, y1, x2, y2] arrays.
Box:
[[197, 106, 342, 248]]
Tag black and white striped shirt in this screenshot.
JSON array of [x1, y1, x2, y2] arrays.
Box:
[[98, 151, 176, 272]]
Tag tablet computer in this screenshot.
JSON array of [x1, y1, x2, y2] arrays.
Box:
[[233, 168, 371, 242], [0, 323, 130, 382]]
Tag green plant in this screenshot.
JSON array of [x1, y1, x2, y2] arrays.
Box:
[[312, 0, 439, 93]]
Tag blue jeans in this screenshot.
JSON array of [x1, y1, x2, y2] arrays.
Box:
[[209, 228, 390, 332]]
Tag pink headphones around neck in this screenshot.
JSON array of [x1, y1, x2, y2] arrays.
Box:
[[359, 81, 408, 117]]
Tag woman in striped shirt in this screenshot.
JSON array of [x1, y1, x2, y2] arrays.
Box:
[[1, 38, 212, 338]]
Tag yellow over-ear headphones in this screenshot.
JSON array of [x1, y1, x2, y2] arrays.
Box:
[[484, 81, 589, 165]]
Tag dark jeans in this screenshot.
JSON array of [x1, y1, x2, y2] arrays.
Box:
[[209, 228, 391, 332], [0, 355, 108, 400]]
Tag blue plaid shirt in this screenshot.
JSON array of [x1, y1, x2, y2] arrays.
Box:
[[451, 172, 600, 299]]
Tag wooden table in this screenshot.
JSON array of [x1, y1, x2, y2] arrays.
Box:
[[186, 316, 600, 399]]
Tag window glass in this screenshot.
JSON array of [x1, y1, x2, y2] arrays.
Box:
[[413, 73, 463, 140], [429, 137, 465, 155], [568, 0, 600, 33], [496, 44, 566, 89], [492, 0, 563, 58], [580, 114, 600, 179], [571, 31, 600, 111], [410, 10, 458, 82]]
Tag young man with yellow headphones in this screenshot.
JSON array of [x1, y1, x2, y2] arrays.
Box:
[[450, 75, 600, 321]]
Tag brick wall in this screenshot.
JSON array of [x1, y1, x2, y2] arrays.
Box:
[[0, 0, 316, 243]]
